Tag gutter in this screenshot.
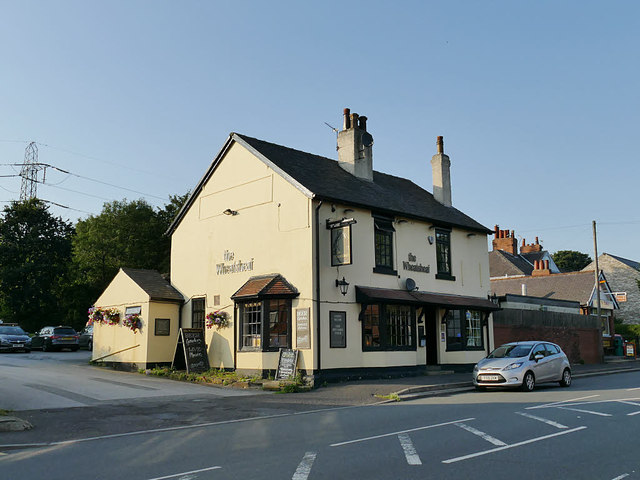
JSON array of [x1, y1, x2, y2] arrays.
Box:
[[315, 200, 323, 375]]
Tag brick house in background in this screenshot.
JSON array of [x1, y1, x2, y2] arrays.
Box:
[[489, 226, 560, 278], [583, 253, 640, 325]]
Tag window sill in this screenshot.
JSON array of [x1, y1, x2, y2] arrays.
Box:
[[446, 347, 485, 352], [436, 273, 456, 281], [373, 266, 398, 276]]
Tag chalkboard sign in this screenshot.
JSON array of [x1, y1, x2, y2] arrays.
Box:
[[330, 311, 346, 348], [275, 348, 299, 380], [172, 328, 210, 374]]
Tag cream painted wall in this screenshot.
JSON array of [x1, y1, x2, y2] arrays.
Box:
[[171, 141, 315, 371], [146, 302, 181, 363], [93, 270, 150, 365]]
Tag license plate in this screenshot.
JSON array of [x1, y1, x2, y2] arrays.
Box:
[[479, 375, 500, 381], [12, 344, 22, 348], [62, 337, 73, 341]]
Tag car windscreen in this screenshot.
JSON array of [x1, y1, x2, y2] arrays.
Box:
[[53, 328, 76, 335], [0, 326, 26, 335], [487, 344, 533, 359]]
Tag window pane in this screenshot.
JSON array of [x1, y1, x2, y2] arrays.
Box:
[[192, 298, 205, 329], [465, 310, 482, 347], [363, 304, 380, 348], [446, 310, 462, 350], [436, 230, 451, 275], [242, 301, 262, 348], [386, 305, 413, 347], [375, 230, 393, 268], [267, 299, 291, 349]]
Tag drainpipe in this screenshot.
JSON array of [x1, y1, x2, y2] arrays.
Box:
[[315, 200, 323, 376]]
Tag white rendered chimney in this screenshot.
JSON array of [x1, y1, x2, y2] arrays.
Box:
[[431, 136, 452, 206], [337, 108, 373, 181]]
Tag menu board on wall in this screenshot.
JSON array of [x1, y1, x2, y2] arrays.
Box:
[[296, 308, 311, 349], [172, 328, 210, 374], [330, 311, 346, 348]]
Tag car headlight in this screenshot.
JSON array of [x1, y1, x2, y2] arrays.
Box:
[[473, 364, 479, 372], [503, 362, 523, 371], [0, 338, 10, 346]]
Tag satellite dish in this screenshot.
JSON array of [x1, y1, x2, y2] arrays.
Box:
[[405, 278, 416, 291], [362, 132, 374, 147]]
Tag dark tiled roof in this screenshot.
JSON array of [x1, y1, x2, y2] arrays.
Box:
[[236, 134, 491, 233], [231, 274, 299, 300], [605, 253, 640, 270], [489, 250, 533, 277], [121, 268, 184, 303], [490, 271, 597, 305], [355, 286, 500, 311]]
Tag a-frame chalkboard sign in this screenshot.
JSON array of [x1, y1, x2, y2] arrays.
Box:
[[275, 348, 299, 380], [172, 328, 210, 374]]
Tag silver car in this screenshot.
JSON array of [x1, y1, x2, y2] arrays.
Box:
[[473, 341, 572, 391]]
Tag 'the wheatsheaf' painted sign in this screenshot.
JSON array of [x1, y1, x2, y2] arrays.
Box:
[[402, 252, 430, 273], [216, 250, 254, 275]]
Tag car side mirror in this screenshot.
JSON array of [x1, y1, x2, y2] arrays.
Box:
[[535, 354, 544, 362]]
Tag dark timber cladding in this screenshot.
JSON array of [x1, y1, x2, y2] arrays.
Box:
[[355, 286, 500, 311]]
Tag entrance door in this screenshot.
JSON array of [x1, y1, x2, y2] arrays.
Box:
[[425, 307, 438, 365]]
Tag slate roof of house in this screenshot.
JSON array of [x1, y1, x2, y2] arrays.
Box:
[[605, 253, 640, 270], [489, 250, 534, 277], [490, 270, 598, 305], [231, 274, 299, 300], [166, 133, 491, 235], [121, 268, 184, 303]]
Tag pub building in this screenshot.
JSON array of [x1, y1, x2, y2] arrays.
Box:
[[92, 108, 499, 382]]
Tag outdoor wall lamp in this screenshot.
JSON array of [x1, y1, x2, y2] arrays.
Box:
[[427, 235, 434, 245], [336, 277, 350, 296], [223, 209, 238, 216]]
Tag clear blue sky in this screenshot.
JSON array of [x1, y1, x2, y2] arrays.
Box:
[[1, 1, 638, 260]]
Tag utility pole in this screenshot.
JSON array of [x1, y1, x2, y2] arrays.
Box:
[[19, 141, 45, 201], [592, 220, 602, 329]]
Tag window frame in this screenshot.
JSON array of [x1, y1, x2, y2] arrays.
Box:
[[435, 228, 455, 281], [362, 303, 416, 352], [444, 308, 485, 352], [191, 298, 205, 330], [373, 215, 397, 275], [238, 298, 293, 352]]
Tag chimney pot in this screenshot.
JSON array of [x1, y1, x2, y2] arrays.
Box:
[[343, 108, 351, 130], [535, 236, 539, 244], [350, 113, 359, 129], [437, 136, 444, 154], [544, 260, 549, 269], [359, 116, 367, 131], [510, 230, 514, 238], [522, 238, 526, 246]]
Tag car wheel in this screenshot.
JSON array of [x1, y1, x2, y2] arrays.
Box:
[[521, 371, 535, 392], [88, 340, 93, 350], [42, 342, 49, 352], [71, 347, 79, 352], [24, 349, 31, 353], [559, 368, 572, 387]]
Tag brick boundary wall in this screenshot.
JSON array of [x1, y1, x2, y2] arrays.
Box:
[[493, 310, 603, 364]]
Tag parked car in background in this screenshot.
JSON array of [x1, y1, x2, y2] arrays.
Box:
[[79, 325, 93, 350], [31, 326, 79, 352], [473, 341, 572, 391], [0, 324, 31, 352]]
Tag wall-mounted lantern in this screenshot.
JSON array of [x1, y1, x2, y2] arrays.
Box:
[[335, 277, 350, 296]]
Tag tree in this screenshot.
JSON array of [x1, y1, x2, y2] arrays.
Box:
[[0, 199, 74, 332], [552, 250, 592, 272]]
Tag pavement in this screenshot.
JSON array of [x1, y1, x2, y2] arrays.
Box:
[[2, 356, 640, 441]]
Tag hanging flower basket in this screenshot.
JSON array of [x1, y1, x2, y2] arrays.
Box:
[[123, 313, 142, 333], [88, 306, 105, 325], [206, 311, 229, 330], [104, 308, 121, 325]]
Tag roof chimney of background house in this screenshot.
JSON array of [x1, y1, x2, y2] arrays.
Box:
[[431, 136, 452, 207], [337, 107, 373, 181], [532, 258, 551, 276], [492, 225, 518, 254], [520, 236, 543, 254]]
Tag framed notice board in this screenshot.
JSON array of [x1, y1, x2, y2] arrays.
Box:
[[172, 328, 210, 374], [296, 308, 310, 349], [330, 311, 346, 348]]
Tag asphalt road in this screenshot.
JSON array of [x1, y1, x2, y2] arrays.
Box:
[[1, 366, 639, 479]]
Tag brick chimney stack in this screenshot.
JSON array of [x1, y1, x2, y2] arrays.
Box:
[[492, 225, 518, 254], [531, 259, 551, 276], [337, 107, 374, 181], [431, 136, 452, 207], [520, 236, 543, 254]]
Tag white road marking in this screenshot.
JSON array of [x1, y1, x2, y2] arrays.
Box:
[[526, 395, 599, 410], [516, 412, 568, 429], [617, 400, 640, 407], [292, 452, 317, 480], [146, 466, 221, 480], [611, 474, 629, 480], [557, 406, 612, 417], [330, 417, 475, 447], [627, 411, 640, 416], [442, 426, 587, 464], [627, 387, 640, 391], [455, 423, 506, 446], [398, 434, 422, 465]]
